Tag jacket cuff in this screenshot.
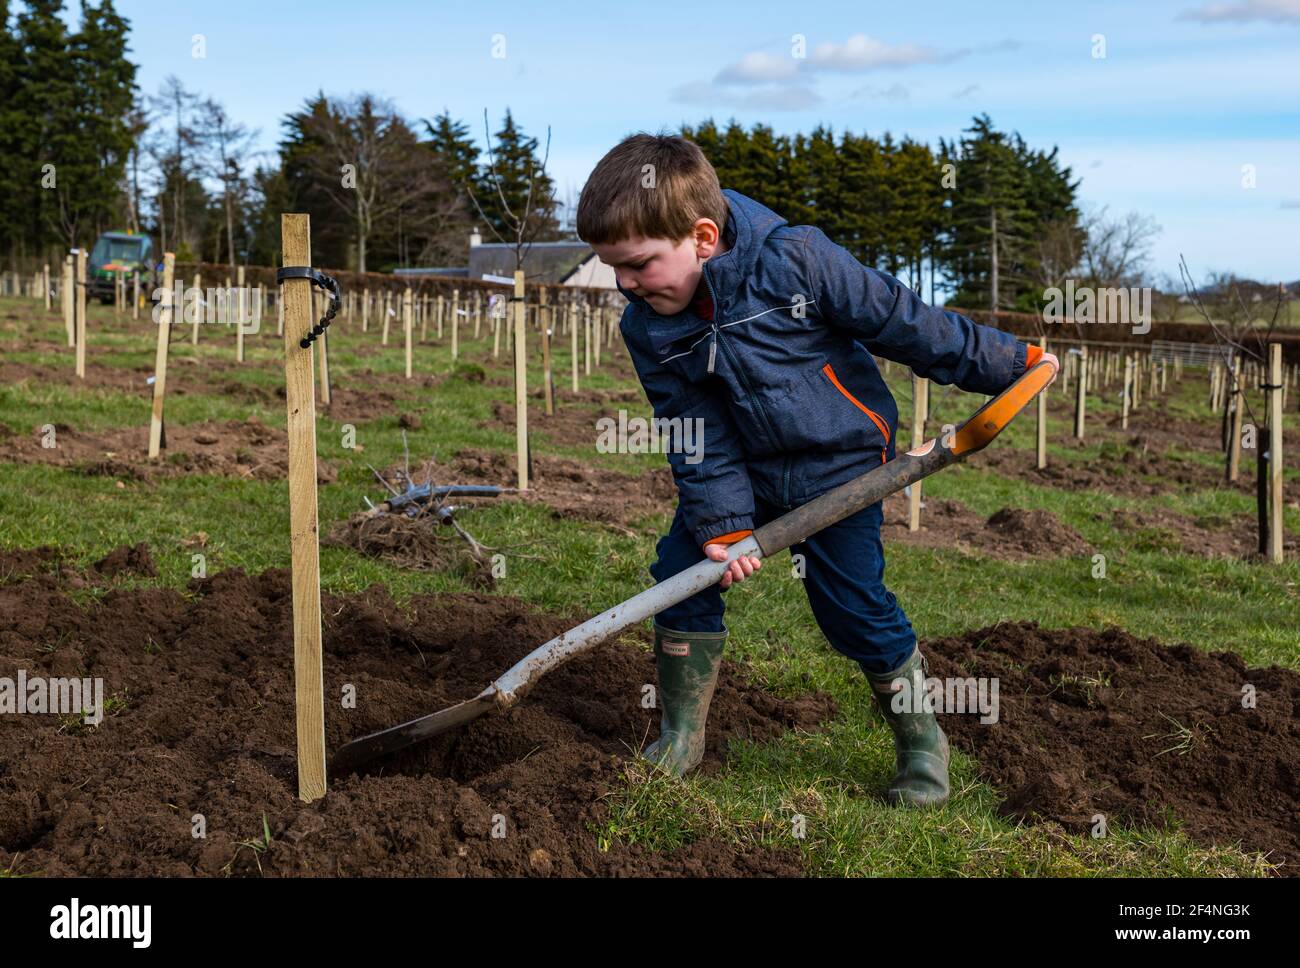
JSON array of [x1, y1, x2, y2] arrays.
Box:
[[1010, 340, 1029, 379], [695, 516, 756, 549]]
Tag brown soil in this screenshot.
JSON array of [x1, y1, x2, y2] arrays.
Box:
[[1096, 506, 1300, 559], [324, 512, 494, 585], [926, 621, 1299, 874], [0, 549, 836, 877], [0, 358, 429, 428], [881, 494, 1091, 561], [485, 394, 649, 452], [2, 417, 337, 484], [968, 439, 1258, 498], [379, 447, 678, 536]]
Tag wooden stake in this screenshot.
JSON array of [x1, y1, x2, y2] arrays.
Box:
[[148, 253, 176, 458], [1074, 346, 1087, 439], [1228, 355, 1243, 482], [584, 302, 592, 376], [62, 255, 73, 347], [1268, 343, 1284, 563], [404, 287, 413, 379], [192, 273, 202, 344], [541, 288, 553, 415], [236, 266, 246, 362], [382, 290, 391, 344], [132, 271, 140, 320], [908, 373, 927, 531], [514, 271, 529, 490], [570, 300, 579, 392], [1036, 336, 1048, 470], [75, 248, 87, 379], [451, 289, 459, 360], [43, 263, 50, 311], [1121, 356, 1131, 430], [317, 289, 332, 407], [280, 214, 327, 803]]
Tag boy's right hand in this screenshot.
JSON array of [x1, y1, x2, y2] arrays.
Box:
[[704, 543, 762, 589]]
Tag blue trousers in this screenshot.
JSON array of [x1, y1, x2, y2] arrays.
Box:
[[649, 494, 917, 676]]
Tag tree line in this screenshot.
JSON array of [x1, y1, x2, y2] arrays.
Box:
[[2, 0, 1161, 311]]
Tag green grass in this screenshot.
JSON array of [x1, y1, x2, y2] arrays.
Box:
[[0, 293, 1289, 878]]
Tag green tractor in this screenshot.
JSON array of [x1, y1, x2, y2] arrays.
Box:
[[87, 230, 157, 305]]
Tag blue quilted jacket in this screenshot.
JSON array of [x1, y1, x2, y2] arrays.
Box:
[[617, 189, 1029, 548]]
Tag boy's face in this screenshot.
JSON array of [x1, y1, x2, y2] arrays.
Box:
[[591, 218, 727, 316]]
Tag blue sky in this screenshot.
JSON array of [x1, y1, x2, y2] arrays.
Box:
[[110, 0, 1299, 284]]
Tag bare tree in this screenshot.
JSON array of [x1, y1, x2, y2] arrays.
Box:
[[1080, 207, 1161, 288], [296, 94, 436, 273], [466, 109, 557, 271], [196, 97, 259, 268], [147, 76, 200, 254]]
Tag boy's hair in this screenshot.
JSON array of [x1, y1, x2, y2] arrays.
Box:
[[576, 133, 727, 245]]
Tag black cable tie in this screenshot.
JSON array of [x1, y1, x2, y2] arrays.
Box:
[[277, 266, 342, 348]]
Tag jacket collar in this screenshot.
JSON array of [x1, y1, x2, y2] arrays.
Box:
[[618, 189, 789, 357]]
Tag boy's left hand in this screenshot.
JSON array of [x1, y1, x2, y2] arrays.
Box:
[[704, 543, 762, 589], [1040, 351, 1060, 387]]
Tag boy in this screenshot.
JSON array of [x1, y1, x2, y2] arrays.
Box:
[[576, 133, 1056, 807]]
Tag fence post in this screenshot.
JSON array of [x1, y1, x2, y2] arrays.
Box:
[[1036, 336, 1048, 469], [148, 253, 176, 458], [1074, 346, 1087, 439], [404, 287, 413, 379], [1267, 345, 1284, 562], [75, 248, 87, 379], [908, 373, 927, 531], [280, 214, 327, 803], [514, 271, 529, 491]]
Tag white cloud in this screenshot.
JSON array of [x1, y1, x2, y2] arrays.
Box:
[[1178, 0, 1300, 23], [809, 33, 956, 71], [715, 51, 799, 85]]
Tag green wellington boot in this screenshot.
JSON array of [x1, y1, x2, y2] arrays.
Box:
[[862, 648, 951, 807], [642, 623, 728, 776]]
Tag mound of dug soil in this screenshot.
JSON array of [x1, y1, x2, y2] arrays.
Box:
[[882, 496, 1091, 561], [0, 550, 835, 876], [3, 417, 336, 483], [324, 512, 493, 585], [1098, 506, 1299, 560], [925, 621, 1299, 874], [383, 447, 678, 535]]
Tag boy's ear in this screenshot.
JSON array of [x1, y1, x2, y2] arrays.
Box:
[[692, 218, 723, 258]]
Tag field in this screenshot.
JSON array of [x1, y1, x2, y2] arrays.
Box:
[[1, 290, 1297, 877]]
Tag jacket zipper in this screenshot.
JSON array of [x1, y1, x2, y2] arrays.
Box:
[[702, 264, 782, 456], [822, 362, 891, 446]]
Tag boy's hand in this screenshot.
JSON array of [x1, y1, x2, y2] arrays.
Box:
[[1041, 351, 1060, 387], [1023, 343, 1060, 388], [704, 543, 762, 589]]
